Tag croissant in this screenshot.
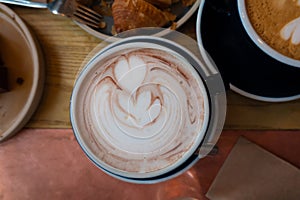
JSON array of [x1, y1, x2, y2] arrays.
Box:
[[144, 0, 172, 8], [112, 0, 175, 33]]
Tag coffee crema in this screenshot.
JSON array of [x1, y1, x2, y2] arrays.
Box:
[[72, 46, 209, 178], [246, 0, 300, 60]]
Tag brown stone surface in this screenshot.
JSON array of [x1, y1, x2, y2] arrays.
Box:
[[0, 129, 299, 200]]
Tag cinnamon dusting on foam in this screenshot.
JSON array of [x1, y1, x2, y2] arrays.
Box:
[[78, 48, 207, 174]]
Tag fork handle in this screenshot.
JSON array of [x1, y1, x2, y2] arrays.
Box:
[[0, 0, 48, 8]]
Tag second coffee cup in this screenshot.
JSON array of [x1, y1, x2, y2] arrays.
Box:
[[238, 0, 300, 67]]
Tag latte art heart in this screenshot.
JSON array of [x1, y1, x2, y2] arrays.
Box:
[[245, 0, 300, 60], [75, 47, 209, 177]]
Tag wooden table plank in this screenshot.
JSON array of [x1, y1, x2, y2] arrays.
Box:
[[9, 6, 300, 130], [11, 7, 102, 128], [225, 91, 300, 130]]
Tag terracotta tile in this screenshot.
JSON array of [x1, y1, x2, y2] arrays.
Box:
[[0, 129, 203, 200], [0, 129, 299, 200]]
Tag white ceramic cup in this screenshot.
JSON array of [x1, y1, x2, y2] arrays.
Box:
[[71, 36, 211, 182], [238, 0, 300, 68]]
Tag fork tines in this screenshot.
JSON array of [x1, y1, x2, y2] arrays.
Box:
[[74, 4, 103, 28]]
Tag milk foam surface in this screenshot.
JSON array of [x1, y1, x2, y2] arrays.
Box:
[[246, 0, 300, 60], [73, 47, 208, 177]]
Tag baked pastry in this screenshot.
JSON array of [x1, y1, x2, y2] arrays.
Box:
[[112, 0, 176, 33], [144, 0, 172, 8], [182, 0, 196, 6]]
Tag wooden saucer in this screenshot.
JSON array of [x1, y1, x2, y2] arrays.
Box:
[[0, 4, 44, 142]]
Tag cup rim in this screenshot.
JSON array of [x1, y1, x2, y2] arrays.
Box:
[[237, 0, 300, 68], [70, 36, 210, 180]]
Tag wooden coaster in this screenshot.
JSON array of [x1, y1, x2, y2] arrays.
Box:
[[0, 4, 44, 141]]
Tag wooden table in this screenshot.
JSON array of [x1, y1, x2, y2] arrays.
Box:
[[7, 6, 299, 130], [1, 5, 300, 200]]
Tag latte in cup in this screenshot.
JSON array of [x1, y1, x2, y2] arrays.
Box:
[[71, 42, 209, 179], [244, 0, 300, 61]]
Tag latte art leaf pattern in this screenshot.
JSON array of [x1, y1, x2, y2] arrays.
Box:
[[280, 17, 300, 45], [79, 47, 208, 176], [246, 0, 300, 60], [279, 1, 300, 46]]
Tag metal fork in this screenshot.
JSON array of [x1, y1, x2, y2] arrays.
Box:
[[0, 0, 103, 28]]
